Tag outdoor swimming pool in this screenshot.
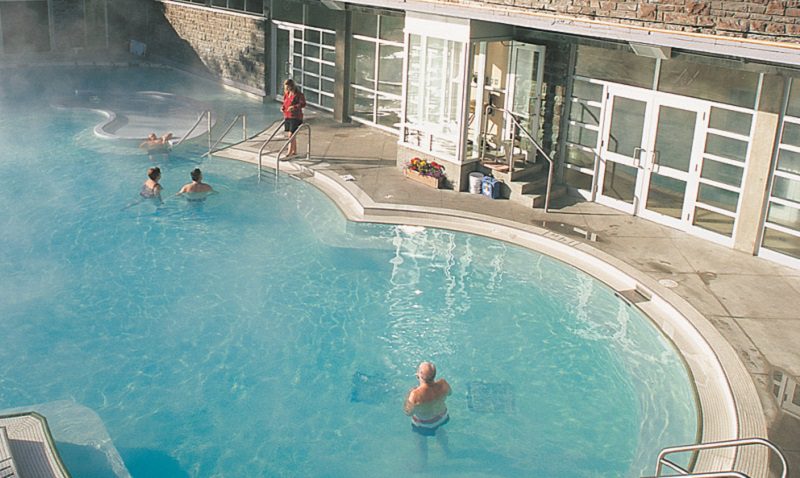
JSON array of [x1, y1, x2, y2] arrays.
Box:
[[0, 66, 697, 477]]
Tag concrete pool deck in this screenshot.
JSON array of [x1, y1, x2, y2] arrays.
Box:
[[212, 112, 800, 477]]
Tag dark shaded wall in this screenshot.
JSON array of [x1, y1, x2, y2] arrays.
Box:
[[148, 2, 267, 96], [437, 0, 800, 43]]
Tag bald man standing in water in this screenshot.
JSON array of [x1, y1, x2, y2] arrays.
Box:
[[404, 361, 451, 467]]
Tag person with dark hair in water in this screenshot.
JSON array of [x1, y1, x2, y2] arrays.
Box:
[[177, 168, 215, 202], [139, 167, 162, 202]]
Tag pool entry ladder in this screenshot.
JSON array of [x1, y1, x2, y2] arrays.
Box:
[[644, 437, 787, 478]]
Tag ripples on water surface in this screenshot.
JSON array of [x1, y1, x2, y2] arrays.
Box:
[[0, 66, 697, 477]]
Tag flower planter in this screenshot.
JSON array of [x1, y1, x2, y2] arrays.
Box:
[[404, 168, 442, 189]]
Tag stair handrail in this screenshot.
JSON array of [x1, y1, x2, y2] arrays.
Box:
[[203, 114, 247, 157], [257, 119, 288, 181], [646, 437, 787, 478], [273, 123, 311, 180], [481, 104, 555, 212], [173, 110, 211, 149]]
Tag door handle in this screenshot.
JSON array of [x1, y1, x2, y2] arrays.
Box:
[[652, 150, 660, 166], [633, 147, 644, 168]]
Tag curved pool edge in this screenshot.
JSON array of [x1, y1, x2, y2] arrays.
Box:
[[299, 168, 768, 477]]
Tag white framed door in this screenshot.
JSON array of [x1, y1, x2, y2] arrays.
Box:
[[505, 42, 546, 163], [598, 85, 707, 229], [271, 23, 296, 99]]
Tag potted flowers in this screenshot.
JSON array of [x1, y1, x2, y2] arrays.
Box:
[[404, 157, 446, 189]]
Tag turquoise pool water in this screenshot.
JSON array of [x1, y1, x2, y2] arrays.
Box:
[[0, 66, 697, 477]]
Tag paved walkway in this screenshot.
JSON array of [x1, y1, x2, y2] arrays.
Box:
[[216, 113, 800, 476]]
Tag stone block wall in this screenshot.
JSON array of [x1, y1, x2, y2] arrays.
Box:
[[151, 3, 267, 95], [450, 0, 800, 43]]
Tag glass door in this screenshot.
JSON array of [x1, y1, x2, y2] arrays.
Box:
[[598, 85, 706, 225], [272, 24, 295, 99], [505, 42, 546, 166], [597, 87, 651, 214]]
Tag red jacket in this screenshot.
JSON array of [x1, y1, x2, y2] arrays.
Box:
[[282, 91, 306, 120]]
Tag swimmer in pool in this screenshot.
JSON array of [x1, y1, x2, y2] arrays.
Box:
[[177, 168, 215, 201], [139, 167, 162, 202], [404, 361, 452, 469], [139, 132, 173, 160]]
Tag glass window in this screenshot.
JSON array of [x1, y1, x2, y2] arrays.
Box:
[[352, 11, 378, 37], [322, 63, 336, 80], [563, 168, 594, 190], [575, 45, 656, 89], [602, 162, 638, 203], [705, 134, 748, 163], [305, 90, 319, 104], [273, 1, 302, 23], [698, 184, 739, 212], [379, 15, 404, 43], [709, 107, 752, 136], [762, 227, 800, 260], [787, 78, 800, 117], [378, 44, 403, 96], [306, 4, 340, 30], [565, 145, 596, 169], [228, 0, 244, 10], [351, 87, 375, 121], [567, 127, 598, 148], [700, 160, 744, 187], [569, 102, 601, 125], [608, 97, 646, 156], [781, 122, 800, 147], [352, 39, 375, 89], [304, 74, 320, 91], [767, 202, 800, 231], [572, 79, 603, 101], [322, 48, 336, 64], [777, 148, 800, 175], [245, 0, 263, 14], [305, 44, 320, 60], [772, 176, 800, 203], [659, 55, 758, 108], [323, 32, 335, 47], [306, 29, 320, 44], [377, 95, 402, 129], [693, 207, 735, 236]]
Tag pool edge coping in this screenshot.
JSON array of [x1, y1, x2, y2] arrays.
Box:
[[300, 167, 769, 476]]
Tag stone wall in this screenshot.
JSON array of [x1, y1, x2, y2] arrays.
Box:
[[451, 0, 800, 43], [150, 3, 267, 96]]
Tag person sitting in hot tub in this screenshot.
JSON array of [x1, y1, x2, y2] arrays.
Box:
[[177, 168, 215, 202], [139, 132, 174, 159], [140, 167, 162, 202]]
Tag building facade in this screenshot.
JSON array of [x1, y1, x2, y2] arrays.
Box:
[[2, 0, 798, 270]]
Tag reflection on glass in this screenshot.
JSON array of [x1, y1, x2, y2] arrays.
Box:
[[378, 44, 403, 96], [351, 87, 374, 120], [608, 97, 646, 156], [693, 207, 735, 237], [705, 134, 747, 162], [512, 47, 539, 119], [646, 174, 685, 219], [767, 202, 800, 230], [352, 39, 375, 88], [569, 101, 601, 125], [306, 3, 339, 30], [304, 73, 320, 91], [352, 11, 378, 37], [659, 55, 758, 108], [576, 45, 655, 89], [379, 15, 404, 43], [305, 44, 320, 60], [567, 127, 598, 148], [709, 107, 752, 136], [565, 144, 596, 168], [564, 168, 593, 190], [306, 30, 320, 44], [653, 106, 695, 172], [378, 95, 401, 129], [602, 161, 637, 203], [572, 79, 603, 101], [772, 176, 800, 203], [701, 159, 743, 187], [305, 90, 319, 104], [778, 148, 800, 175], [761, 227, 800, 260], [782, 122, 800, 147], [697, 183, 739, 212], [787, 78, 800, 117]]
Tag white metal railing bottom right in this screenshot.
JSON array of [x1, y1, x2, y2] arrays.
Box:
[[644, 437, 787, 478]]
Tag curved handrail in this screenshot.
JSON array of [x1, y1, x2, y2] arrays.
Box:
[[650, 437, 787, 478], [257, 120, 287, 181], [274, 123, 311, 180], [173, 110, 211, 148], [203, 114, 246, 157], [481, 104, 554, 212]]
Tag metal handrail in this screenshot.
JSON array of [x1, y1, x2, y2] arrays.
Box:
[[274, 123, 311, 180], [648, 438, 787, 478], [173, 110, 211, 149], [203, 114, 247, 157], [257, 120, 287, 181], [481, 104, 555, 212]]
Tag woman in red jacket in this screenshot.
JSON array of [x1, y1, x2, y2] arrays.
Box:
[[281, 79, 306, 157]]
